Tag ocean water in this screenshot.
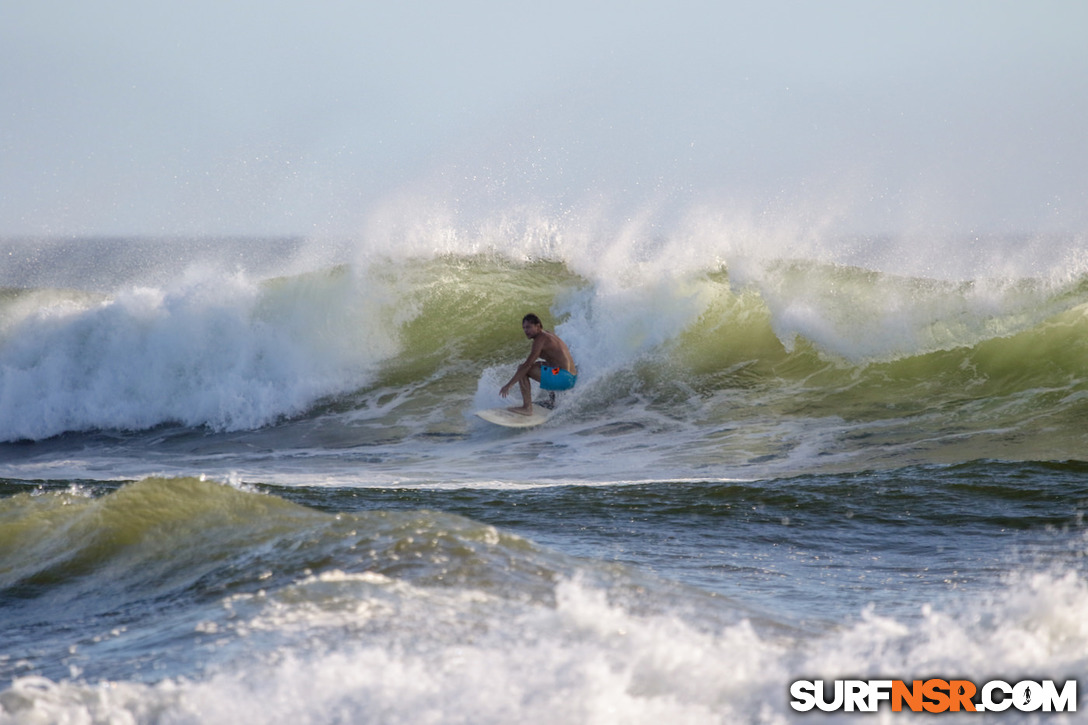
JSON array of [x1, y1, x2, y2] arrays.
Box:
[[1, 226, 1087, 723]]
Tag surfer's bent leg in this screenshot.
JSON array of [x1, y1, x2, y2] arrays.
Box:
[[507, 363, 542, 416]]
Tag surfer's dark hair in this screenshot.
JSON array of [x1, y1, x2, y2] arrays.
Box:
[[523, 313, 542, 326]]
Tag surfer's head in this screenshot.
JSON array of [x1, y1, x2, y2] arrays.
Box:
[[522, 313, 543, 338]]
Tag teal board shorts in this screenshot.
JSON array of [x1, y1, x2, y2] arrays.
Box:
[[539, 363, 577, 391]]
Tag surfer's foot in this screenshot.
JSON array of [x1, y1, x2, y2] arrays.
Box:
[[534, 392, 556, 410], [506, 405, 533, 416]]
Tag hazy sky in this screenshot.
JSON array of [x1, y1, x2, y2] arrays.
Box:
[[2, 0, 1086, 238]]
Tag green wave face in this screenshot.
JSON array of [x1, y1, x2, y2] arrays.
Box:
[[343, 255, 1088, 463]]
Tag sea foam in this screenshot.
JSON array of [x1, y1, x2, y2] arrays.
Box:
[[2, 566, 1085, 724], [0, 265, 397, 441]]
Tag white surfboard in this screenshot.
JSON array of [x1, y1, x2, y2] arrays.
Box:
[[475, 407, 552, 428]]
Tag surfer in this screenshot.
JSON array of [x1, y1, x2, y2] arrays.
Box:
[[500, 313, 577, 415]]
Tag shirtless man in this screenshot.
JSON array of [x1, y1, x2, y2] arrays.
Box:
[[500, 313, 578, 415]]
